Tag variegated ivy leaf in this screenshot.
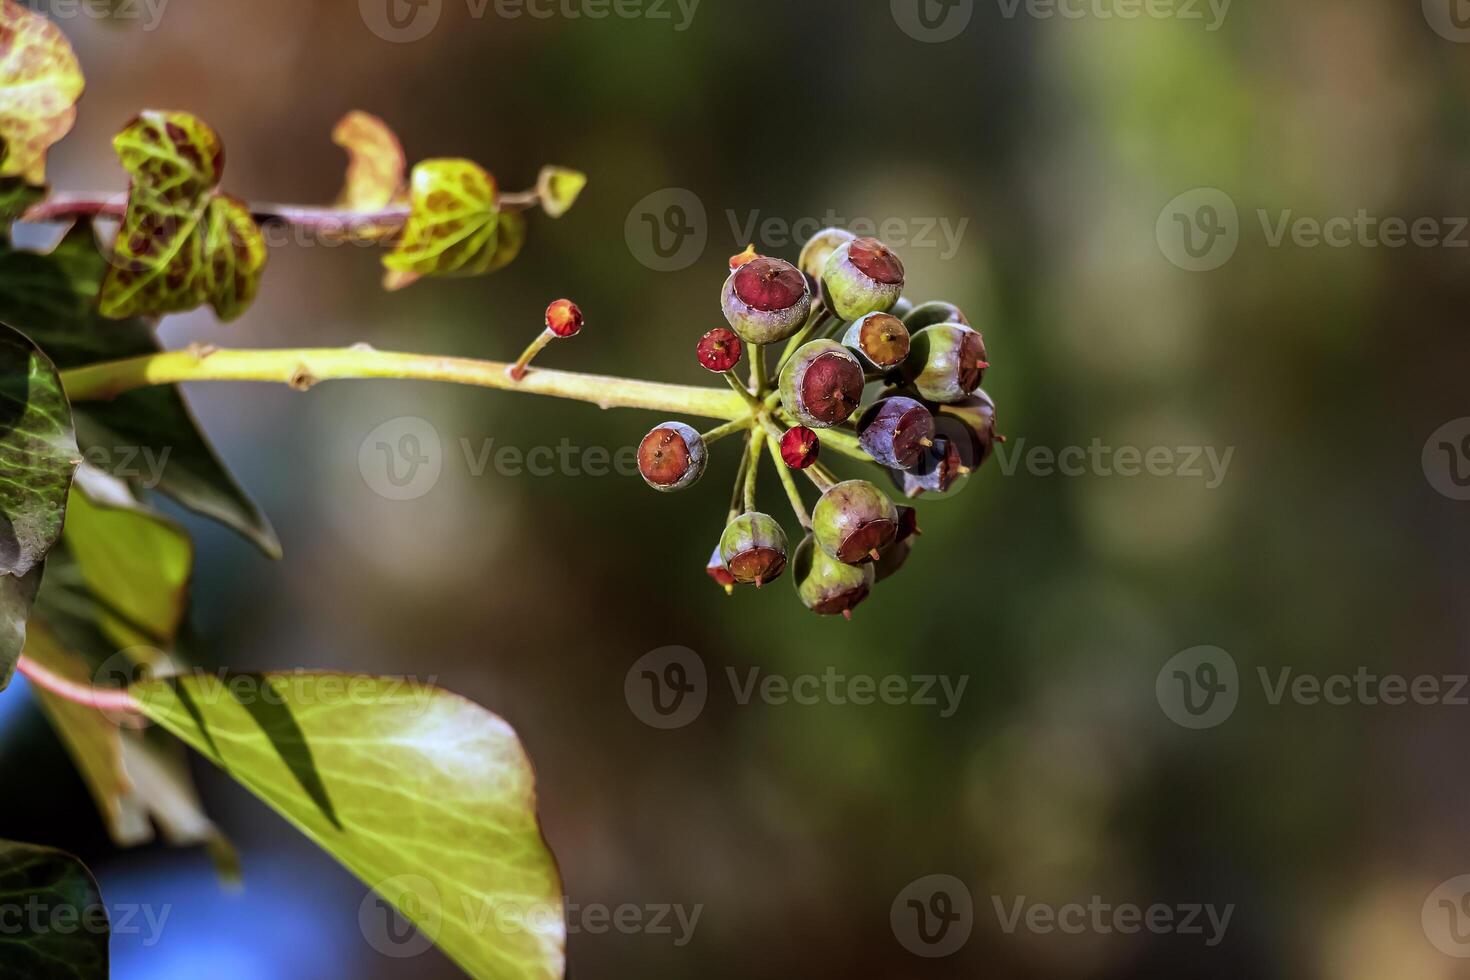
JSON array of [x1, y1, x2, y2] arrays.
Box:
[[98, 111, 267, 321], [0, 0, 85, 184], [536, 165, 586, 218], [333, 110, 405, 211], [382, 159, 502, 287]]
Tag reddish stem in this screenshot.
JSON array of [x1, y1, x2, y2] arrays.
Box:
[[15, 654, 142, 716]]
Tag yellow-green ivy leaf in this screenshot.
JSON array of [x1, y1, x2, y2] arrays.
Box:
[[536, 166, 586, 218], [98, 111, 266, 322], [134, 671, 566, 980], [382, 159, 502, 281], [202, 194, 267, 321], [481, 209, 526, 275], [0, 0, 84, 184], [0, 839, 108, 979], [333, 110, 405, 212]]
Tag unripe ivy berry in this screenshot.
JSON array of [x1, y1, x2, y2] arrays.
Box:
[[706, 544, 736, 596], [793, 535, 874, 619], [903, 300, 969, 331], [638, 421, 707, 492], [812, 479, 899, 565], [821, 237, 905, 321], [721, 255, 812, 344], [779, 425, 820, 470], [842, 312, 911, 370], [892, 297, 915, 319], [857, 396, 935, 469], [778, 339, 864, 429], [545, 298, 584, 337], [798, 227, 856, 282], [720, 512, 789, 587], [696, 327, 743, 373], [901, 323, 988, 404]]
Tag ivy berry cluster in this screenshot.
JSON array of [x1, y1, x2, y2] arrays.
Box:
[[629, 229, 1000, 618]]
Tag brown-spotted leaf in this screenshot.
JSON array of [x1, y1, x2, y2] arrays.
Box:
[[382, 159, 501, 282], [536, 166, 586, 218], [333, 110, 405, 211], [202, 194, 266, 321], [0, 0, 84, 184]]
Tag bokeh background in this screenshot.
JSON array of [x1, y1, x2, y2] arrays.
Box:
[[4, 0, 1470, 976]]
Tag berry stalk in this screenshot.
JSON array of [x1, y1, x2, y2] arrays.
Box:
[[764, 423, 813, 530], [14, 654, 142, 716], [60, 347, 750, 420], [743, 429, 767, 513]]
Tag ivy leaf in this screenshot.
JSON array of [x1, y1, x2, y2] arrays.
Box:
[[0, 839, 108, 979], [0, 225, 282, 557], [0, 321, 77, 689], [0, 0, 84, 184], [333, 110, 405, 211], [536, 166, 586, 219], [98, 111, 267, 322], [134, 671, 566, 980], [382, 159, 502, 287]]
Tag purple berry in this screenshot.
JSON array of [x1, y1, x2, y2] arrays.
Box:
[[638, 421, 707, 492], [858, 396, 935, 469], [888, 396, 997, 497], [778, 339, 864, 429], [812, 479, 899, 565], [721, 255, 812, 345]]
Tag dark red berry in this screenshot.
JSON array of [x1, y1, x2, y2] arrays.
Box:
[[778, 340, 864, 429], [697, 327, 743, 373], [848, 237, 905, 285], [895, 505, 922, 542], [779, 426, 821, 470], [813, 480, 899, 565], [638, 422, 707, 492], [706, 545, 736, 596], [720, 512, 789, 587], [545, 298, 583, 338], [733, 257, 808, 312]]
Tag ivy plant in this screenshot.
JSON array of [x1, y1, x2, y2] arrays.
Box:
[[0, 2, 998, 976]]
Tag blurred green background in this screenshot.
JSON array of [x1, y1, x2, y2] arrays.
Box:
[[4, 0, 1470, 976]]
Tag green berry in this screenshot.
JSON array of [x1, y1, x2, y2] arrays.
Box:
[[901, 323, 988, 404], [721, 255, 812, 344], [903, 300, 969, 331], [798, 227, 856, 282], [638, 422, 707, 492], [719, 512, 789, 587], [821, 237, 905, 321], [842, 312, 910, 370], [812, 479, 899, 565], [793, 535, 874, 619], [778, 339, 864, 429]]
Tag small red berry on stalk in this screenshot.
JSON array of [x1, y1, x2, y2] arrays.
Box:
[[697, 327, 743, 373], [545, 298, 584, 338], [779, 426, 821, 470]]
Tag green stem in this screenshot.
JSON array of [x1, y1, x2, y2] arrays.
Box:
[[728, 434, 753, 523], [722, 370, 764, 413], [744, 429, 766, 512], [60, 347, 749, 421], [702, 417, 754, 445], [750, 344, 768, 395], [765, 432, 812, 529]]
